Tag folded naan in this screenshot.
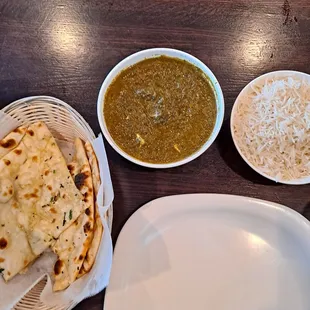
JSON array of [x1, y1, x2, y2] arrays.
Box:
[[82, 141, 103, 272], [76, 141, 104, 279], [52, 138, 95, 291], [0, 121, 87, 277]]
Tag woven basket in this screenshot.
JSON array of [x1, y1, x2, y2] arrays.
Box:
[[1, 96, 113, 310]]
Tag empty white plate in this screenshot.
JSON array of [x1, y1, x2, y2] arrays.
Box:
[[104, 194, 310, 310]]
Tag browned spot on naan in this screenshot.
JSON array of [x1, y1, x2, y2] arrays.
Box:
[[3, 159, 11, 166], [54, 259, 64, 275], [67, 164, 75, 174], [14, 149, 22, 155], [24, 189, 39, 199], [27, 129, 34, 136], [83, 222, 91, 233], [0, 238, 8, 249], [13, 127, 22, 134], [0, 139, 16, 148], [74, 172, 89, 190]]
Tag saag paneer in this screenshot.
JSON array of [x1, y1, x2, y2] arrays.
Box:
[[104, 56, 217, 164]]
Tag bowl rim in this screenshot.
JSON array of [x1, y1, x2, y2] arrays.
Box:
[[230, 70, 310, 185], [97, 47, 225, 168]]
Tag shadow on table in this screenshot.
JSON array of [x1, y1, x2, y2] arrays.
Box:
[[302, 202, 310, 221], [217, 118, 280, 186]]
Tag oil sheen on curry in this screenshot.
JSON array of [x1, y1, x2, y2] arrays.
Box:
[[104, 56, 217, 164]]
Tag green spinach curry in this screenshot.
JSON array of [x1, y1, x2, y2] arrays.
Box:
[[104, 56, 217, 164]]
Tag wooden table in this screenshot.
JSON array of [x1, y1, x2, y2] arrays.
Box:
[[0, 0, 309, 309]]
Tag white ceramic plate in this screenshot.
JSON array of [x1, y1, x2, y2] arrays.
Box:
[[105, 194, 310, 310], [231, 70, 310, 185]]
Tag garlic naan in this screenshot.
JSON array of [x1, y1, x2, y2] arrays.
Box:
[[0, 122, 87, 263]]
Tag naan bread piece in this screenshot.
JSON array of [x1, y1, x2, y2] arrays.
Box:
[[80, 205, 103, 274], [21, 123, 87, 255], [0, 122, 87, 259], [52, 138, 95, 291], [84, 141, 109, 221], [84, 142, 100, 195], [0, 129, 38, 281], [0, 125, 27, 160], [76, 205, 102, 279], [0, 198, 36, 281], [82, 142, 103, 272]]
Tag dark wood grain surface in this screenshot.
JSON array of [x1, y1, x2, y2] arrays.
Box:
[[0, 0, 310, 309]]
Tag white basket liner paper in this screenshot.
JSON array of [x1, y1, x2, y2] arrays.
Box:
[[0, 104, 114, 309]]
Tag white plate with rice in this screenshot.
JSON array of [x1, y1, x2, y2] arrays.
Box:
[[231, 71, 310, 185]]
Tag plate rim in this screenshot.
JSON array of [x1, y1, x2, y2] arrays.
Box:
[[114, 194, 310, 238]]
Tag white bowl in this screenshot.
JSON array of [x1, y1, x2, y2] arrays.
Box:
[[97, 48, 225, 168], [231, 70, 310, 185]]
